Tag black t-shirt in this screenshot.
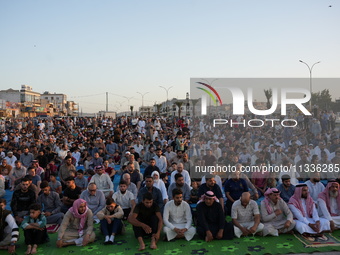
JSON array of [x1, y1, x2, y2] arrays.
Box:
[[63, 186, 82, 200], [133, 202, 160, 223]]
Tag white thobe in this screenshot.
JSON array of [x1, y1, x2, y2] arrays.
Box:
[[288, 199, 330, 234], [318, 197, 340, 228], [163, 200, 196, 241]]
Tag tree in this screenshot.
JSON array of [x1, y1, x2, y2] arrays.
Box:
[[130, 106, 133, 116], [191, 99, 200, 118], [264, 89, 272, 109], [155, 104, 162, 116], [311, 89, 332, 110], [174, 101, 184, 117]]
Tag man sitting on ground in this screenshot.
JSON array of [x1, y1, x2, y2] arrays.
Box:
[[288, 183, 330, 241], [196, 191, 234, 241], [318, 181, 340, 232], [260, 188, 295, 236], [128, 193, 163, 251], [231, 192, 264, 238], [163, 188, 196, 241]]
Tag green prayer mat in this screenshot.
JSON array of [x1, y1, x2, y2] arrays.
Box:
[[13, 224, 340, 255]]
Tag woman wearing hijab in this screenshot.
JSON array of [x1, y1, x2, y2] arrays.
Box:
[[151, 171, 168, 204], [56, 198, 95, 248]]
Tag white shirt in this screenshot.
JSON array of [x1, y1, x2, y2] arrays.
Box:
[[89, 173, 114, 194], [305, 180, 325, 203], [170, 170, 191, 187], [163, 200, 192, 230], [153, 155, 167, 173], [112, 190, 135, 209]]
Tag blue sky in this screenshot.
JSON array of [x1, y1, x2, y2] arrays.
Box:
[[1, 0, 339, 113]]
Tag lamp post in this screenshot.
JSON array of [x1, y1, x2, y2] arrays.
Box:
[[186, 92, 189, 116], [299, 60, 321, 110], [159, 86, 173, 116], [137, 92, 149, 107]]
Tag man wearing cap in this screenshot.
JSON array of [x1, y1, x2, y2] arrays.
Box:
[[288, 183, 330, 240], [318, 181, 340, 232], [196, 191, 234, 241], [277, 174, 296, 203], [89, 165, 114, 198], [232, 192, 264, 238], [260, 188, 295, 236]]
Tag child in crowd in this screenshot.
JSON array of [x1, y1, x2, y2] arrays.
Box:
[[97, 197, 124, 245], [44, 160, 58, 182], [75, 170, 88, 190], [49, 173, 62, 195], [84, 155, 92, 173], [189, 180, 199, 204], [113, 151, 121, 165], [160, 173, 169, 189], [21, 203, 48, 255]]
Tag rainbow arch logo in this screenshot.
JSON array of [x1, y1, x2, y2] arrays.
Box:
[[196, 82, 223, 106]]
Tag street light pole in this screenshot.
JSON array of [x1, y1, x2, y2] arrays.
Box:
[[299, 60, 321, 111], [159, 86, 173, 116], [137, 92, 149, 107]]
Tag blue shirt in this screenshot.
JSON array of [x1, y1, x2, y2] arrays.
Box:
[[277, 183, 295, 203], [224, 178, 248, 201]]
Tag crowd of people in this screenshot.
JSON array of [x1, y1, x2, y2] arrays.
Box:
[[0, 111, 340, 253]]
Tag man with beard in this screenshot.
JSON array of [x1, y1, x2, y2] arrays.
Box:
[[260, 188, 295, 236], [61, 177, 82, 213], [137, 176, 163, 211], [37, 181, 64, 225], [197, 191, 234, 241], [277, 175, 296, 203], [168, 174, 191, 202], [10, 177, 36, 224], [143, 158, 160, 179], [153, 148, 167, 173], [163, 188, 196, 241], [89, 165, 114, 198], [318, 181, 340, 232], [305, 172, 325, 204], [198, 174, 224, 211], [288, 184, 330, 241], [20, 147, 34, 168], [170, 163, 191, 187], [112, 181, 136, 220], [59, 156, 76, 188], [128, 192, 163, 251]]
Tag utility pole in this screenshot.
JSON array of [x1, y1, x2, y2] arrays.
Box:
[[106, 92, 108, 112]]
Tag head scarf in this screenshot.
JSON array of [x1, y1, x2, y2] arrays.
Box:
[[264, 188, 281, 214], [288, 184, 314, 218], [198, 191, 219, 204], [318, 181, 340, 216], [68, 199, 88, 235]]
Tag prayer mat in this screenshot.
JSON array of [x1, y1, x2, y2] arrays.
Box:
[[294, 232, 340, 248]]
